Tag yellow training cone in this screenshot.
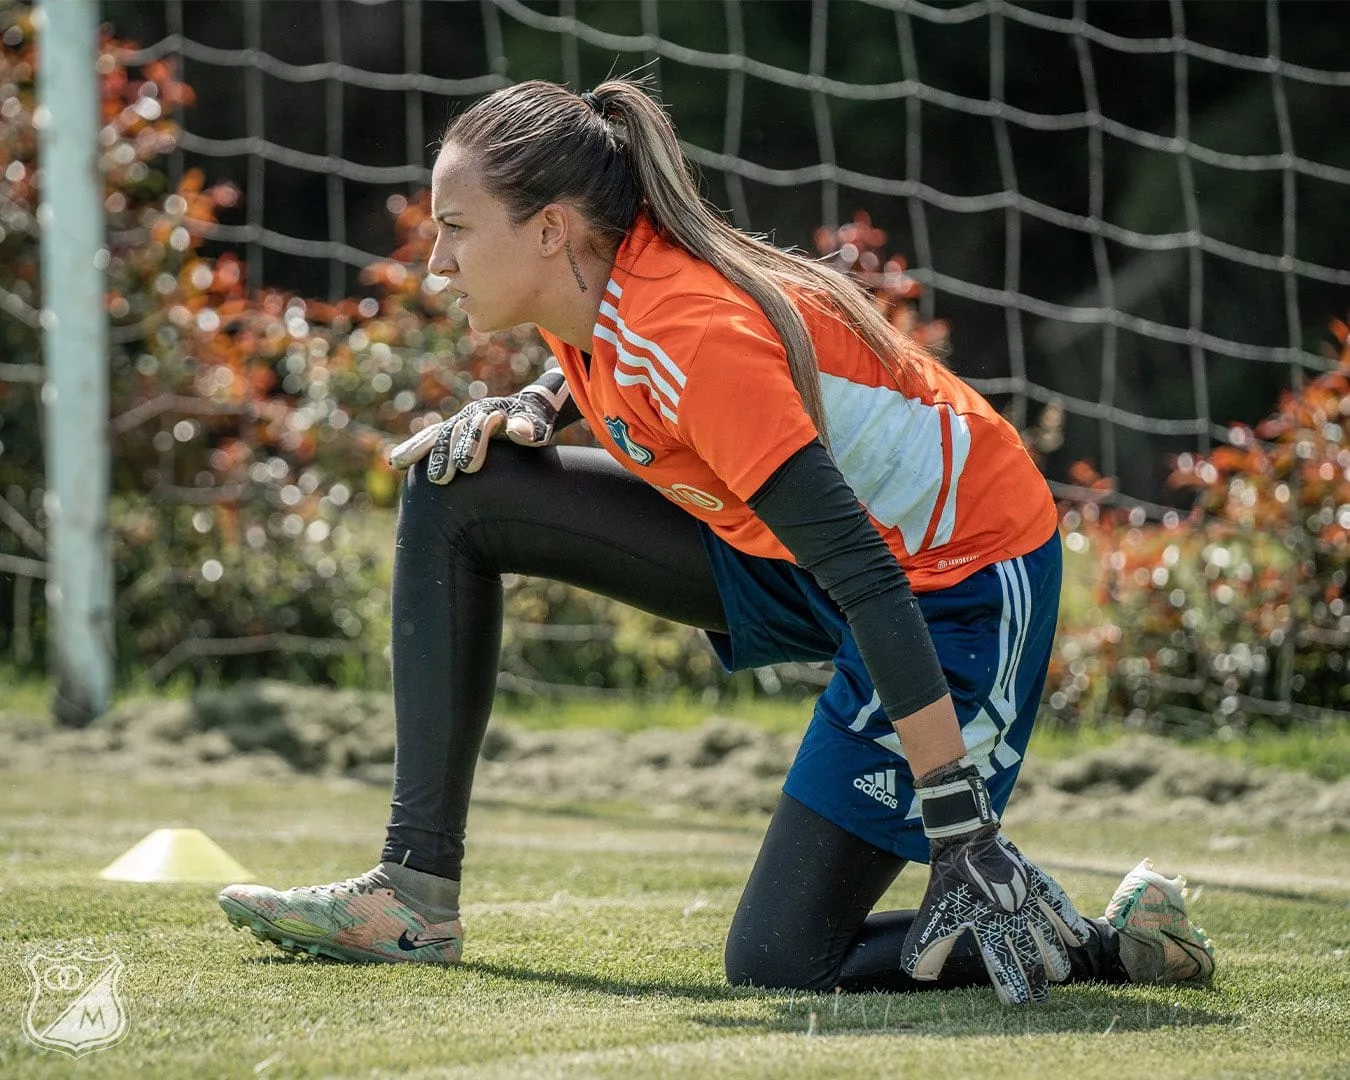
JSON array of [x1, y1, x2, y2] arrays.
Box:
[[99, 829, 254, 883]]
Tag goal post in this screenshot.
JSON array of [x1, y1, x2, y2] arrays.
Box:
[[36, 0, 113, 724]]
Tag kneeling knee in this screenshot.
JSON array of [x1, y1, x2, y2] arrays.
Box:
[[724, 935, 834, 992]]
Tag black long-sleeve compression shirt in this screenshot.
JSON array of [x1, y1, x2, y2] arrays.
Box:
[[746, 438, 951, 723]]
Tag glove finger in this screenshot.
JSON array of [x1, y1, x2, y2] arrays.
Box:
[[456, 409, 505, 474], [901, 877, 982, 980], [387, 424, 442, 470], [1029, 869, 1092, 948], [974, 919, 1048, 1006], [504, 413, 550, 446], [1007, 919, 1051, 1004], [903, 928, 966, 982], [426, 425, 458, 485], [1029, 901, 1073, 983], [445, 408, 492, 474]]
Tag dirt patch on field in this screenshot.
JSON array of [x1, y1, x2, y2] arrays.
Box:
[[3, 680, 1348, 832]]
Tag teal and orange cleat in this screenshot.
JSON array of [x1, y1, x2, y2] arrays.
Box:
[[1105, 858, 1215, 984], [219, 864, 462, 964]]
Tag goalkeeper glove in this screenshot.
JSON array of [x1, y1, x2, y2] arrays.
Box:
[[387, 368, 571, 484], [900, 757, 1093, 1005]]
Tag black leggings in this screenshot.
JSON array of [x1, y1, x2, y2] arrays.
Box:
[[382, 443, 1122, 992]]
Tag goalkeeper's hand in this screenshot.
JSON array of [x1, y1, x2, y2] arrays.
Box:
[[901, 758, 1093, 1005], [387, 368, 570, 484]]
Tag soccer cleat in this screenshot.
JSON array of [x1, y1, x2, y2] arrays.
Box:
[[1105, 858, 1215, 984], [218, 864, 462, 964]]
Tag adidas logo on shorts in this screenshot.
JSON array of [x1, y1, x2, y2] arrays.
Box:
[[854, 769, 899, 809]]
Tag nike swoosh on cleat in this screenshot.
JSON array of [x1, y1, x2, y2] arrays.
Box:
[[397, 930, 459, 951]]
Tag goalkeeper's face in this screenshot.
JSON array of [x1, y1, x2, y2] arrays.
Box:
[[428, 144, 552, 335]]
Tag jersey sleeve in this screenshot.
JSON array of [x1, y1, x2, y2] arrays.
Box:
[[673, 297, 821, 502]]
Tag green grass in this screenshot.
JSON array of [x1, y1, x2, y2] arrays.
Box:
[[0, 662, 54, 716], [491, 693, 814, 735], [1, 769, 1347, 1079], [1200, 721, 1350, 783], [1024, 717, 1350, 782]]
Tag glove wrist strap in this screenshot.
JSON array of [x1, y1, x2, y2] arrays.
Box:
[[916, 757, 998, 839], [519, 367, 570, 412]]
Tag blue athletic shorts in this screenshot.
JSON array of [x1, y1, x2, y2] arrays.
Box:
[[699, 528, 1062, 864]]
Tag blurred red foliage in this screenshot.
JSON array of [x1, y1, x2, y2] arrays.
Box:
[[1046, 324, 1349, 730], [814, 211, 951, 353], [0, 13, 551, 682]]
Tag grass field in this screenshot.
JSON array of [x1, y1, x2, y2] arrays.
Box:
[[1, 766, 1348, 1080]]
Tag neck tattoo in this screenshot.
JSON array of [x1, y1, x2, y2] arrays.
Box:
[[565, 241, 588, 293]]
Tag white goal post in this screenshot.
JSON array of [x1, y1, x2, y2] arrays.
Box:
[[36, 0, 113, 724]]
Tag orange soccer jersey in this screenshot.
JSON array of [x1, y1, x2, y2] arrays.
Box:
[[538, 218, 1058, 593]]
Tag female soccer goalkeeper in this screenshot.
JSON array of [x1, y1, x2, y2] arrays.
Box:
[[219, 79, 1214, 1004]]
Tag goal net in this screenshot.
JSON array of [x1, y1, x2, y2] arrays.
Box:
[[7, 0, 1348, 713], [110, 0, 1350, 511]]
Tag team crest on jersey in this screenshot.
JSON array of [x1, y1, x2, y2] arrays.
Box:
[[603, 416, 654, 466]]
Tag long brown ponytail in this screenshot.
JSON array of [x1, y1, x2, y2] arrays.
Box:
[[445, 79, 931, 440]]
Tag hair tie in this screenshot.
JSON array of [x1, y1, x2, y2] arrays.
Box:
[[579, 90, 603, 115]]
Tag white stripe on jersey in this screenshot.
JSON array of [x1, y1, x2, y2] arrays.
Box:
[[613, 368, 678, 423], [609, 311, 687, 391], [819, 373, 967, 553], [592, 279, 690, 420], [594, 323, 684, 413], [930, 406, 972, 548]]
